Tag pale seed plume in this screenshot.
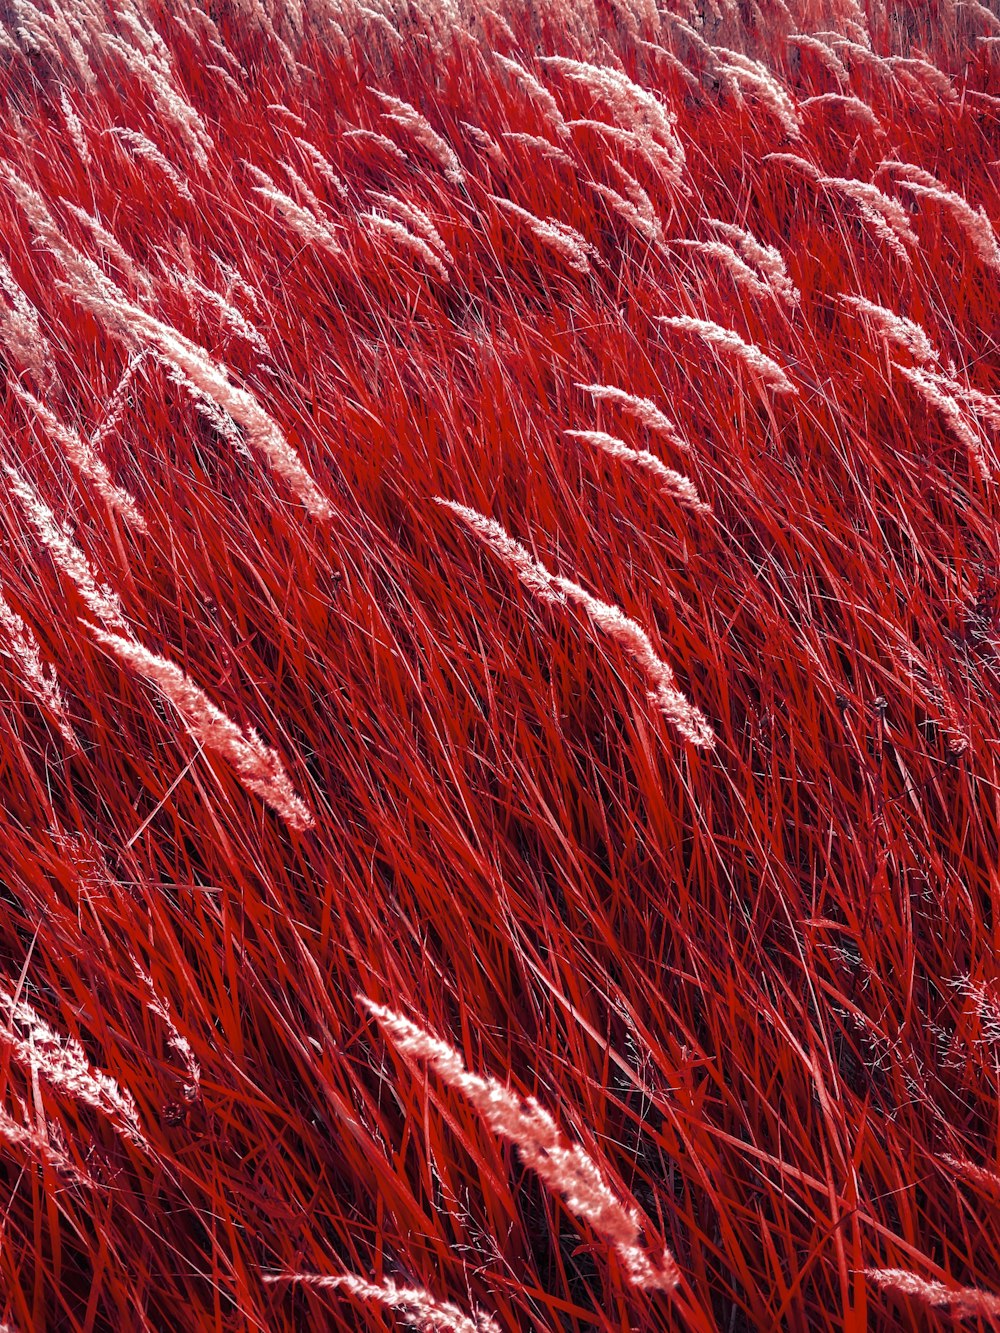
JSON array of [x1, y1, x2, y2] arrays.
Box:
[[877, 159, 940, 190], [709, 223, 805, 306], [90, 628, 315, 832], [106, 36, 211, 168], [293, 137, 349, 199], [893, 363, 991, 481], [575, 383, 690, 450], [51, 257, 332, 519], [0, 252, 53, 384], [460, 121, 504, 165], [895, 179, 1000, 268], [564, 430, 710, 513], [0, 584, 79, 751], [801, 92, 883, 133], [865, 1269, 1000, 1318], [435, 500, 714, 746], [5, 466, 130, 631], [279, 160, 329, 224], [668, 238, 777, 303], [343, 127, 409, 165], [361, 213, 450, 282], [263, 1272, 500, 1333], [357, 7, 403, 42], [787, 33, 850, 83], [659, 315, 797, 396], [494, 53, 568, 136], [362, 997, 681, 1291], [566, 118, 682, 180], [91, 352, 147, 452], [366, 193, 452, 264], [62, 202, 151, 297], [836, 295, 938, 364], [251, 178, 342, 262], [11, 382, 146, 530], [712, 47, 801, 139], [109, 127, 193, 201], [636, 40, 701, 96], [763, 151, 822, 182], [157, 353, 248, 454], [0, 991, 145, 1151], [501, 131, 574, 168], [0, 1103, 94, 1187], [940, 1154, 1000, 1195], [591, 182, 661, 247], [173, 272, 271, 358], [818, 174, 918, 262], [133, 965, 200, 1103], [491, 197, 595, 274], [538, 56, 684, 185], [59, 91, 90, 165], [372, 91, 464, 185], [889, 56, 958, 107]]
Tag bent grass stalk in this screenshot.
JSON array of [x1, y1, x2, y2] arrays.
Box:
[[658, 315, 797, 395], [864, 1269, 1000, 1318], [262, 1272, 500, 1333], [563, 429, 710, 512], [361, 998, 681, 1292], [434, 499, 714, 747], [90, 628, 314, 833]]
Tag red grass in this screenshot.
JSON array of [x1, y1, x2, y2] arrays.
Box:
[[0, 1, 996, 1329]]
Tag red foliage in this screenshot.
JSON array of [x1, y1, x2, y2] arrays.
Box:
[[0, 1, 996, 1328]]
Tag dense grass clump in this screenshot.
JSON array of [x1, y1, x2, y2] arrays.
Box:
[[0, 0, 996, 1328]]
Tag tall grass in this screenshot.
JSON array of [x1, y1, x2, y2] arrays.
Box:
[[0, 0, 995, 1328]]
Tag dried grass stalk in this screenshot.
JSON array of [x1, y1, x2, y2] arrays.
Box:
[[362, 998, 681, 1291]]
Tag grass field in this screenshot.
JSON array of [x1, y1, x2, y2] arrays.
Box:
[[0, 0, 997, 1328]]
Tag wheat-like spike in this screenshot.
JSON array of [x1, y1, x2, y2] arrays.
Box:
[[11, 382, 146, 530], [90, 628, 314, 833], [361, 997, 682, 1290], [435, 500, 714, 746], [893, 363, 991, 481], [836, 295, 938, 364], [373, 91, 464, 184], [0, 991, 146, 1150], [659, 315, 797, 395], [575, 383, 690, 450], [0, 584, 79, 751], [492, 197, 595, 274], [5, 466, 130, 631], [564, 430, 710, 513], [361, 212, 450, 281], [494, 52, 569, 136], [895, 180, 1000, 268], [865, 1269, 1000, 1318], [263, 1271, 500, 1333], [109, 127, 193, 201]]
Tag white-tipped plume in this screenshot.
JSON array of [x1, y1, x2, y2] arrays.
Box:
[[6, 467, 130, 631], [865, 1269, 1000, 1318], [362, 997, 681, 1291], [564, 430, 709, 513], [492, 197, 595, 274], [0, 991, 145, 1150], [435, 500, 714, 747], [12, 383, 146, 530], [263, 1271, 500, 1333], [0, 585, 79, 751], [372, 91, 464, 185], [90, 629, 314, 832], [576, 383, 690, 450], [659, 316, 797, 396], [837, 295, 938, 364]]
